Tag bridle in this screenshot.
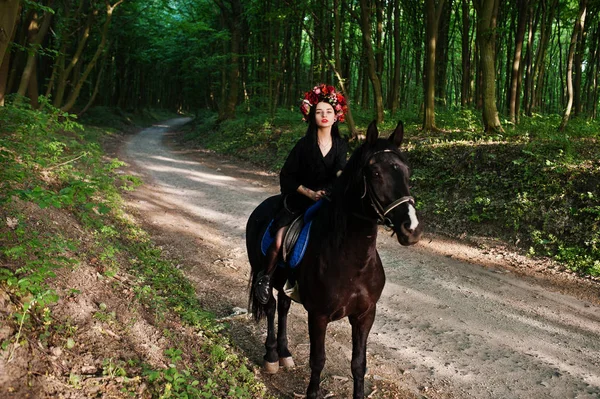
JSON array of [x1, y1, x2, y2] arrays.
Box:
[[360, 149, 414, 228]]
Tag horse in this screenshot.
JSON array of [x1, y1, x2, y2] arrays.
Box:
[[246, 120, 423, 399]]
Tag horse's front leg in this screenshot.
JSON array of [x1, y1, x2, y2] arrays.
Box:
[[307, 313, 329, 399], [349, 307, 376, 399], [277, 290, 294, 368], [263, 296, 279, 373]]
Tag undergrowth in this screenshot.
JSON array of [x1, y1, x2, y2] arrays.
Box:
[[184, 106, 600, 277], [0, 99, 269, 398]]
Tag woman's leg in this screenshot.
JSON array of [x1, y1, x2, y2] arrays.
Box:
[[255, 226, 286, 304]]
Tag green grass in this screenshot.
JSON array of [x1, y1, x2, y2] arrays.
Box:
[[184, 106, 600, 277], [0, 99, 269, 397]]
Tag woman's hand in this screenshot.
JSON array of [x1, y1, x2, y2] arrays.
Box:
[[314, 190, 327, 201], [298, 185, 325, 201]]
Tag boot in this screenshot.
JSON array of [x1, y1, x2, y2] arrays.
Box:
[[254, 270, 272, 305]]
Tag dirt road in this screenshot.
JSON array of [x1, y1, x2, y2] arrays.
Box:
[[123, 118, 600, 399]]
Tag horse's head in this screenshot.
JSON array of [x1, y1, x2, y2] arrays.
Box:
[[359, 120, 423, 246]]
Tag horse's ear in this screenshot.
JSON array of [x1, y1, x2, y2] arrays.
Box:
[[366, 120, 379, 146], [388, 120, 404, 148]]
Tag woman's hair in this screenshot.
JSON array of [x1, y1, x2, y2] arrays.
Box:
[[305, 101, 341, 139]]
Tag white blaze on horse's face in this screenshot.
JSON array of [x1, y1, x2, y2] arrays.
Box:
[[407, 202, 419, 231]]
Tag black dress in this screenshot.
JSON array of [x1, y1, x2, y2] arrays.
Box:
[[272, 132, 348, 231]]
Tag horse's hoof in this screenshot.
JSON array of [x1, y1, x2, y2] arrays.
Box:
[[263, 360, 279, 374], [279, 356, 295, 368]]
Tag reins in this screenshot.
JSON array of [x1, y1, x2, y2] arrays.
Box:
[[356, 149, 414, 229]]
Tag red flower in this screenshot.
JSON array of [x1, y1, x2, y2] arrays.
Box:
[[300, 83, 348, 123], [307, 91, 319, 104]]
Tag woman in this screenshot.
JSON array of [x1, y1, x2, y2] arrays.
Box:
[[254, 83, 349, 304]]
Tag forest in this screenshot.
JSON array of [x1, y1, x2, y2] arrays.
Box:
[[1, 0, 600, 274], [1, 0, 599, 131], [1, 0, 600, 397]]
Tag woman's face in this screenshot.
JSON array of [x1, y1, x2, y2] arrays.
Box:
[[315, 102, 336, 129]]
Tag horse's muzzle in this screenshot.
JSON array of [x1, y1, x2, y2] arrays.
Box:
[[397, 222, 422, 246]]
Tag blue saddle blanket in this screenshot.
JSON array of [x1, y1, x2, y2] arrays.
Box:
[[260, 199, 323, 268]]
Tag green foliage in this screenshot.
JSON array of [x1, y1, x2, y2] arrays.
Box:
[[407, 112, 600, 276], [119, 225, 217, 330], [1, 101, 267, 396], [183, 108, 306, 170], [185, 108, 600, 277], [143, 345, 268, 399]]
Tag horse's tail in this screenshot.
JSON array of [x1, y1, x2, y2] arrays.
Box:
[[247, 264, 266, 322], [246, 196, 281, 322]]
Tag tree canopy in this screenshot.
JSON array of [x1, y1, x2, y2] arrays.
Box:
[[1, 0, 599, 132]]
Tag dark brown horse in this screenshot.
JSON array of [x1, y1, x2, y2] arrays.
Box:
[[246, 121, 423, 399]]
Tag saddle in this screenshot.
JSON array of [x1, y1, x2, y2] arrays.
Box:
[[260, 199, 324, 268]]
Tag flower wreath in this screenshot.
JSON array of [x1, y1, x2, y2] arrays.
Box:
[[300, 83, 348, 123]]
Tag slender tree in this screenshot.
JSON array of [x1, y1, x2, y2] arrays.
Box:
[[16, 3, 54, 104], [460, 0, 472, 107], [523, 0, 537, 116], [473, 0, 504, 133], [559, 0, 587, 131], [358, 0, 384, 123], [434, 0, 452, 107], [0, 0, 21, 106], [60, 0, 123, 112], [531, 0, 557, 113], [390, 0, 401, 113], [0, 0, 21, 71], [423, 0, 445, 131], [508, 0, 529, 124], [214, 0, 244, 121]]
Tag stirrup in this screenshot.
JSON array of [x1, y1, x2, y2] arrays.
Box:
[[254, 273, 271, 305]]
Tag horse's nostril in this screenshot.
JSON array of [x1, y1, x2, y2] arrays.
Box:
[[402, 222, 414, 235]]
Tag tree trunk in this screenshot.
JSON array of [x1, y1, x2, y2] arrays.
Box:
[[523, 2, 536, 115], [559, 0, 587, 131], [0, 0, 21, 74], [582, 23, 597, 116], [61, 1, 123, 112], [375, 0, 384, 81], [573, 11, 587, 117], [0, 0, 20, 106], [214, 0, 243, 120], [531, 0, 557, 113], [0, 44, 12, 106], [508, 0, 529, 124], [54, 1, 91, 108], [359, 0, 384, 123], [333, 0, 357, 137], [423, 0, 445, 131], [27, 61, 39, 108], [78, 50, 108, 116], [389, 0, 402, 114], [435, 0, 451, 107], [16, 7, 53, 101], [474, 0, 504, 133], [390, 0, 401, 113], [587, 25, 599, 118], [460, 0, 471, 107]]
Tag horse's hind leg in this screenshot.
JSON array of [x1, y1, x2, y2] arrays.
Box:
[[277, 290, 294, 368], [349, 308, 376, 399], [263, 297, 279, 374]]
